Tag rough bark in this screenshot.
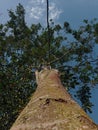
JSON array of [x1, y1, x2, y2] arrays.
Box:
[[10, 68, 98, 130]]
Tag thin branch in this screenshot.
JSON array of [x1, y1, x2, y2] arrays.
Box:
[[47, 0, 51, 62], [50, 48, 72, 65], [55, 58, 98, 70]]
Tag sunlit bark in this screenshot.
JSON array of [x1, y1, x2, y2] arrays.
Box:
[[10, 68, 98, 130]]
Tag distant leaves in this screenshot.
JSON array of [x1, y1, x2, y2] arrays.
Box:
[[76, 86, 93, 113], [64, 21, 72, 33]]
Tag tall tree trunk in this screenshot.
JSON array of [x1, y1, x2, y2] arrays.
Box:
[[10, 68, 98, 130]]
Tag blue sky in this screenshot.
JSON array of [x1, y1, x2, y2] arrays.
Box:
[[0, 0, 98, 124]]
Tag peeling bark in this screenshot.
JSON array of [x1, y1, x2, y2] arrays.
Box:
[[10, 68, 98, 130]]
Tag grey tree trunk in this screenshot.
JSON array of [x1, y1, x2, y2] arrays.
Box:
[[10, 68, 98, 130]]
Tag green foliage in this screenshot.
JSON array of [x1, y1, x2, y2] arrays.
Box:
[[0, 3, 98, 129]]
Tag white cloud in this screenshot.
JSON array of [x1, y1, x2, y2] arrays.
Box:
[[26, 0, 46, 20], [49, 2, 62, 20], [26, 0, 62, 23], [30, 0, 45, 4], [29, 7, 45, 20]]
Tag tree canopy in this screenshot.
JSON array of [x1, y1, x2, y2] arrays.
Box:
[[0, 3, 98, 130]]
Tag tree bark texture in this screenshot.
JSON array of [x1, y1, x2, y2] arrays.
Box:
[[10, 68, 98, 130]]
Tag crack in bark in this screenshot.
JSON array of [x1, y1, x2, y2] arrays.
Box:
[[40, 98, 68, 106]]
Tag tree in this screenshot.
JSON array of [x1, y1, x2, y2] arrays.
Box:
[[10, 68, 98, 130], [0, 3, 98, 129]]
